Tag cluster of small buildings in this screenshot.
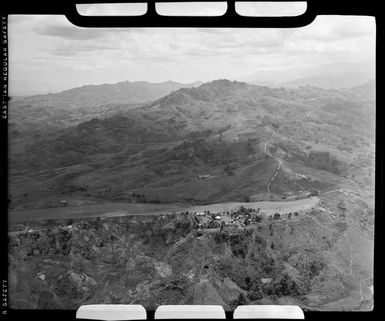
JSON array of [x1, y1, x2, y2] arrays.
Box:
[[187, 205, 306, 234], [192, 206, 265, 230]]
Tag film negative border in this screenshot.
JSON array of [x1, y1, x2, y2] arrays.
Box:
[[0, 1, 384, 321], [0, 0, 381, 28]]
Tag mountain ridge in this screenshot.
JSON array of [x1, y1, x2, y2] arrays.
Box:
[[10, 80, 203, 110], [239, 59, 375, 89]]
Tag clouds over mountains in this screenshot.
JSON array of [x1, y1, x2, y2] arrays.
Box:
[[8, 14, 375, 95]]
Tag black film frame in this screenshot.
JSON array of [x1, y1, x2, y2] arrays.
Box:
[[0, 0, 383, 321]]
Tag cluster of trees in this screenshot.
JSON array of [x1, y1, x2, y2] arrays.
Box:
[[65, 184, 88, 193], [262, 115, 280, 129], [293, 253, 326, 285], [263, 274, 304, 297], [213, 230, 313, 306], [185, 129, 214, 139], [224, 163, 237, 176], [174, 219, 192, 234], [185, 124, 232, 140], [168, 137, 256, 165], [306, 151, 347, 175], [18, 113, 182, 171], [215, 255, 251, 289], [131, 192, 162, 204], [229, 233, 250, 259]]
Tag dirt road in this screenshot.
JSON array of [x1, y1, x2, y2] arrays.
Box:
[[8, 202, 188, 223], [263, 129, 282, 195], [188, 196, 320, 215], [9, 197, 320, 223]]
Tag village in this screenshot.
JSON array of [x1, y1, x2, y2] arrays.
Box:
[[184, 204, 307, 235]]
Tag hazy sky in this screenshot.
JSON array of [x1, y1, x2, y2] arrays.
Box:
[[8, 7, 375, 95]]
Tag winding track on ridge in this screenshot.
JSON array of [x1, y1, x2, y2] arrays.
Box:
[[262, 105, 322, 196], [263, 129, 282, 196]]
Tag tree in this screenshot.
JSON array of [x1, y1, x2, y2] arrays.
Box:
[[271, 242, 275, 249], [234, 293, 246, 306], [244, 195, 250, 203], [224, 163, 235, 176], [245, 276, 251, 288], [263, 284, 274, 295], [246, 138, 256, 155], [273, 213, 280, 220], [309, 188, 318, 196], [338, 200, 347, 210], [248, 288, 263, 301]]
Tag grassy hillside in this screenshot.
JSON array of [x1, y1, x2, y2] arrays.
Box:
[[8, 79, 375, 209]]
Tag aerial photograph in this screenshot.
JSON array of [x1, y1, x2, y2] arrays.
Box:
[[7, 12, 375, 311]]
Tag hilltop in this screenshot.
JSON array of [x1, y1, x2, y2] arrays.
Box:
[[11, 80, 203, 108], [8, 80, 202, 133]]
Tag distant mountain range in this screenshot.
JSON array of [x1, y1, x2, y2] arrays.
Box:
[[10, 80, 203, 109], [281, 72, 373, 89], [345, 79, 375, 101], [9, 77, 375, 135], [239, 59, 375, 89], [9, 80, 204, 132]]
